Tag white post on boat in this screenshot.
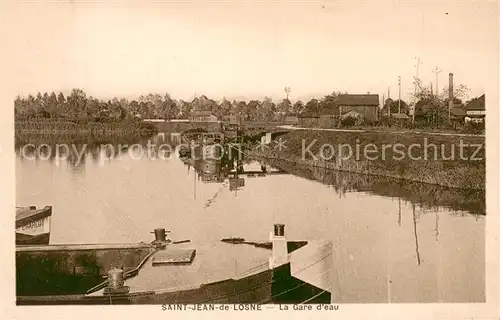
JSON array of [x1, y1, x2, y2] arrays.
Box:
[[269, 224, 288, 269]]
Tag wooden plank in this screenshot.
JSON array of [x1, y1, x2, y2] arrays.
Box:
[[152, 249, 196, 265]]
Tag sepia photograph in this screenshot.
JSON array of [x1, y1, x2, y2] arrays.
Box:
[[1, 0, 498, 318]]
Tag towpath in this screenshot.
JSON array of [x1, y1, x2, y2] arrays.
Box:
[[276, 125, 485, 138]]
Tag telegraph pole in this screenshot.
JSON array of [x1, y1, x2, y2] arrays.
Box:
[[412, 57, 422, 123], [432, 66, 442, 97], [387, 87, 391, 117], [398, 76, 401, 114]]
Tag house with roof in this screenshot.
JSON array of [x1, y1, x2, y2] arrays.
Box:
[[465, 94, 485, 123], [189, 110, 219, 123], [284, 113, 299, 125], [298, 111, 320, 127], [449, 105, 467, 121], [389, 112, 411, 126], [222, 114, 244, 126], [336, 94, 380, 122], [318, 113, 337, 128]]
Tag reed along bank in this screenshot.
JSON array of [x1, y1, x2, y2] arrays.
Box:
[[248, 130, 485, 190], [15, 119, 158, 146]]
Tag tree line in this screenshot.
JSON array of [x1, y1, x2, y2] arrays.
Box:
[[14, 89, 345, 122], [15, 84, 475, 126]]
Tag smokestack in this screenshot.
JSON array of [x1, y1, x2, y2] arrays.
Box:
[[448, 73, 454, 99]]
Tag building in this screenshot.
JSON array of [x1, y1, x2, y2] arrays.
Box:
[[450, 106, 467, 121], [465, 94, 485, 123], [336, 94, 380, 122], [189, 110, 219, 123], [284, 114, 299, 125], [319, 114, 336, 128], [222, 114, 244, 126], [298, 112, 319, 127], [390, 113, 410, 126]]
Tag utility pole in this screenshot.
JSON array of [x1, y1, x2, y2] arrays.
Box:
[[284, 86, 291, 100], [398, 76, 401, 114], [412, 57, 422, 123], [432, 66, 442, 98], [387, 87, 391, 117]]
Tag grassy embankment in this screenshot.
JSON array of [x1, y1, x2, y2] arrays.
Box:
[[248, 130, 485, 190]]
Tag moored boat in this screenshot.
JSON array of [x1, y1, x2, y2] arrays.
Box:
[[16, 206, 52, 245], [16, 224, 333, 305]]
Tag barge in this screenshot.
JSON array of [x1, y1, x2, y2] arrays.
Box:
[[16, 206, 52, 245], [17, 224, 333, 305]]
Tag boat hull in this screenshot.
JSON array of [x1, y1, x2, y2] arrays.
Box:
[[16, 240, 332, 305], [16, 206, 52, 246], [17, 263, 330, 305]]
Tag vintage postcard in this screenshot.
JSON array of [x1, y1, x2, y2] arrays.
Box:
[[0, 1, 498, 319]]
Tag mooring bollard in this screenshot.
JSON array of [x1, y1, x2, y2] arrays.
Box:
[[151, 228, 171, 248], [154, 228, 167, 242], [104, 267, 129, 294], [108, 267, 124, 290]]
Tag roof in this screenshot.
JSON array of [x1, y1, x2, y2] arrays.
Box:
[[450, 107, 467, 117], [391, 113, 410, 120], [467, 94, 485, 111], [318, 106, 337, 116], [336, 94, 380, 106]]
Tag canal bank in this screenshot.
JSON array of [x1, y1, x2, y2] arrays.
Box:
[[247, 130, 485, 190]]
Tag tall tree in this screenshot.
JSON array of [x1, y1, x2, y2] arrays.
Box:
[[291, 100, 304, 114], [246, 100, 261, 120], [178, 100, 192, 118], [304, 98, 320, 114], [67, 89, 87, 118], [276, 99, 291, 114], [217, 98, 233, 118], [258, 97, 275, 120], [47, 92, 58, 118]]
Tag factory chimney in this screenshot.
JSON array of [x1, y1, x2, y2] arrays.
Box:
[[448, 73, 454, 118]]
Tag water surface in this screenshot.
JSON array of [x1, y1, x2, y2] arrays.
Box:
[[15, 134, 485, 303]]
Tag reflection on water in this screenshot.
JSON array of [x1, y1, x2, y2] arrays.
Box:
[[258, 158, 486, 216], [15, 133, 485, 303]]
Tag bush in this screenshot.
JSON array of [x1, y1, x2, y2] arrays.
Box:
[[340, 116, 357, 127], [137, 121, 158, 136], [462, 121, 485, 134]]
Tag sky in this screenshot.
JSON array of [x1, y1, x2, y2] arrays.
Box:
[[3, 1, 498, 103]]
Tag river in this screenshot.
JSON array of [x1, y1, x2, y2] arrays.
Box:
[[15, 133, 485, 303]]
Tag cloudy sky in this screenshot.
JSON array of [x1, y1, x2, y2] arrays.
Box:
[[4, 1, 498, 102]]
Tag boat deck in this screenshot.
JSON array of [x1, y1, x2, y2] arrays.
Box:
[[89, 241, 272, 295], [17, 238, 333, 304], [88, 239, 333, 297], [16, 206, 52, 228]]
